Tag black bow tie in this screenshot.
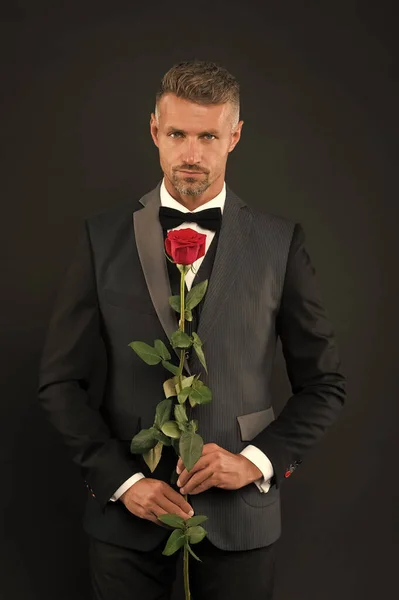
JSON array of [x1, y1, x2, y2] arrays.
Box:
[[159, 206, 222, 233]]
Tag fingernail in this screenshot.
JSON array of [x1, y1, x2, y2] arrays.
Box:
[[177, 479, 181, 487], [176, 466, 181, 474], [188, 510, 194, 516], [180, 488, 185, 494]]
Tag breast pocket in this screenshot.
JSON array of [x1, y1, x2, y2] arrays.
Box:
[[237, 407, 275, 442]]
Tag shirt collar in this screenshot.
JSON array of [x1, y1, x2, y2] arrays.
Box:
[[160, 178, 226, 214]]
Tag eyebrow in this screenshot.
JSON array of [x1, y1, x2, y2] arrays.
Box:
[[166, 126, 220, 135]]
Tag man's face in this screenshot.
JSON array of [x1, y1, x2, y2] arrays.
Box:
[[150, 94, 243, 201]]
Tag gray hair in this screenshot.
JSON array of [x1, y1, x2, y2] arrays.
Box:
[[155, 60, 240, 130]]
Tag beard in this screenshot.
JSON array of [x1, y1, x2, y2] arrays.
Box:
[[171, 170, 211, 197]]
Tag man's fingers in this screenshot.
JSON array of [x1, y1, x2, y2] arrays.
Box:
[[188, 473, 215, 495], [156, 496, 194, 521], [177, 457, 209, 488], [176, 443, 220, 472], [180, 469, 215, 495], [146, 505, 179, 529], [121, 479, 194, 527], [148, 507, 171, 528], [201, 443, 220, 455], [163, 484, 194, 515]]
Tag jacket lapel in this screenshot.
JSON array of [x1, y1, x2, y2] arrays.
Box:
[[133, 181, 253, 375], [133, 182, 190, 373], [195, 187, 252, 347]]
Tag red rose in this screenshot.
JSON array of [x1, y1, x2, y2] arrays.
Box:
[[165, 228, 207, 265]]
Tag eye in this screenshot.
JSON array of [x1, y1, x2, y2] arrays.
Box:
[[169, 132, 184, 138], [202, 134, 216, 140]]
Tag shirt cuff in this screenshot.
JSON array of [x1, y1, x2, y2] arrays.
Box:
[[109, 472, 146, 502], [240, 445, 274, 493]]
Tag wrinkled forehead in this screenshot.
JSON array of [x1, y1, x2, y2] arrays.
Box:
[[157, 94, 234, 133]]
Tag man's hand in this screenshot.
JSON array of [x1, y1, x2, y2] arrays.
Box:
[[119, 478, 194, 528], [176, 443, 263, 495]]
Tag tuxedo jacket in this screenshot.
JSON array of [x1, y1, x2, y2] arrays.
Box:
[[37, 181, 346, 552]]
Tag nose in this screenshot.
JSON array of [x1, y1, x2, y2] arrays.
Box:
[[181, 138, 202, 165]]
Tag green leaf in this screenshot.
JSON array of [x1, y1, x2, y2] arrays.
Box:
[[174, 404, 188, 426], [176, 420, 188, 433], [186, 542, 202, 562], [186, 514, 208, 527], [154, 339, 171, 360], [169, 295, 181, 313], [154, 399, 173, 428], [162, 360, 180, 375], [171, 438, 180, 453], [130, 428, 158, 453], [162, 529, 186, 556], [188, 419, 198, 433], [184, 309, 193, 321], [128, 341, 162, 365], [177, 388, 191, 404], [191, 332, 208, 374], [176, 375, 195, 391], [143, 440, 163, 472], [163, 376, 178, 398], [161, 421, 181, 439], [189, 380, 212, 405], [179, 432, 203, 472], [157, 513, 186, 529], [192, 343, 208, 374], [186, 525, 207, 544], [191, 332, 202, 346], [152, 428, 171, 446], [176, 376, 194, 403], [170, 330, 193, 349], [185, 280, 208, 311]]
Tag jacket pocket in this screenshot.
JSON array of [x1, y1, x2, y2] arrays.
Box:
[[238, 479, 279, 508], [237, 407, 279, 508], [237, 407, 275, 442]]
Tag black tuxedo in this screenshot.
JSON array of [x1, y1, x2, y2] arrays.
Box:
[[37, 181, 346, 554]]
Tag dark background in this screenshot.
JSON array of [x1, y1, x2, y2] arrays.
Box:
[[1, 1, 397, 599]]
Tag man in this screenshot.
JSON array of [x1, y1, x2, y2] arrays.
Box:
[[37, 60, 346, 599]]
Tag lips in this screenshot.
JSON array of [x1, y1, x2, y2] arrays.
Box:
[[179, 170, 204, 175]]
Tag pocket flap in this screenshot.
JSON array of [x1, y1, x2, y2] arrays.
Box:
[[237, 407, 275, 441]]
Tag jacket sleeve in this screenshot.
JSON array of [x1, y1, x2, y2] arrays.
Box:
[[251, 223, 347, 489], [37, 219, 141, 512]]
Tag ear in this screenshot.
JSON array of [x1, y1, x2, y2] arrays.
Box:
[[150, 112, 159, 148], [228, 120, 244, 153]]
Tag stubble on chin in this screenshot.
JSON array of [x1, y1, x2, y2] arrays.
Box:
[[171, 172, 210, 197]]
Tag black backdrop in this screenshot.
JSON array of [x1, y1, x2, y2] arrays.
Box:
[[1, 2, 398, 599]]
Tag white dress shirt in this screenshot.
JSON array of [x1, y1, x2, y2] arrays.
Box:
[[109, 179, 274, 502]]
